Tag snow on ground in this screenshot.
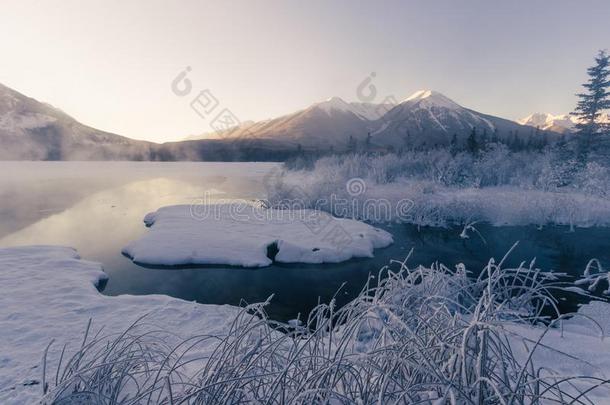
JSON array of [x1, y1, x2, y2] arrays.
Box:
[[507, 302, 610, 404], [3, 246, 610, 403], [503, 314, 610, 404], [0, 246, 240, 404], [122, 203, 393, 267]]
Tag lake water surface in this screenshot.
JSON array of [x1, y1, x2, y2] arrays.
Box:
[[1, 162, 609, 321]]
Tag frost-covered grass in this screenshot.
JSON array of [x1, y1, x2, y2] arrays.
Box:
[[42, 247, 610, 404], [267, 147, 610, 227]]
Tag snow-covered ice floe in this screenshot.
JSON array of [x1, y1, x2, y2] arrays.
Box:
[[0, 246, 241, 404], [122, 204, 394, 267]]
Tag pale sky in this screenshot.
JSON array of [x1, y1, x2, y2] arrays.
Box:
[[1, 0, 609, 143]]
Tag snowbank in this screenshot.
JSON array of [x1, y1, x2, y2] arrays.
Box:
[[122, 204, 393, 267], [3, 246, 610, 403], [0, 246, 240, 404]]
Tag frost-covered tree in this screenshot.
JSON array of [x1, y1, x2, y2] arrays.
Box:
[[480, 128, 489, 149], [449, 133, 459, 156], [571, 50, 610, 136], [544, 137, 580, 188], [347, 135, 357, 152], [467, 127, 479, 154]]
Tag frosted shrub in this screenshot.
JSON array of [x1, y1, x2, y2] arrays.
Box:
[[474, 145, 545, 188], [43, 252, 609, 404], [268, 150, 610, 227], [577, 162, 609, 197], [301, 148, 557, 188]]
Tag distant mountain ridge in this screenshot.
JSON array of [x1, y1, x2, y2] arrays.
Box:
[[519, 112, 610, 134], [0, 82, 562, 160], [0, 83, 157, 160], [372, 90, 495, 148], [184, 97, 396, 149], [191, 90, 555, 151], [0, 83, 292, 161]]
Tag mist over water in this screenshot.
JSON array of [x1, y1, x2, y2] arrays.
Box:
[[1, 161, 608, 321]]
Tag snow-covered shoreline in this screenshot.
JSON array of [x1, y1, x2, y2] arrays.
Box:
[[0, 246, 240, 404], [4, 246, 610, 403], [3, 246, 610, 403]]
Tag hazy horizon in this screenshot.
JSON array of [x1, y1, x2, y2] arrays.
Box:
[[1, 0, 609, 142]]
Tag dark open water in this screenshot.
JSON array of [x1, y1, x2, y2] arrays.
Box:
[[1, 162, 608, 321]]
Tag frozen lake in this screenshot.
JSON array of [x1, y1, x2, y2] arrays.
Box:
[[1, 161, 609, 321]]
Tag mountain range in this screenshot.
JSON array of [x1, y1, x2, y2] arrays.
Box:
[[188, 89, 560, 151], [518, 112, 610, 134], [0, 83, 294, 161], [0, 83, 158, 160], [369, 90, 548, 149], [0, 82, 573, 160]]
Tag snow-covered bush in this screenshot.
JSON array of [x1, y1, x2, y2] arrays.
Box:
[[42, 254, 609, 404], [576, 162, 610, 197], [266, 149, 610, 227]]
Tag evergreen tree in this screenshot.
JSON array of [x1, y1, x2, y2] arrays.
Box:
[[571, 50, 610, 136], [403, 130, 411, 151], [466, 127, 479, 154], [570, 50, 610, 168], [347, 135, 357, 152], [480, 128, 488, 150], [509, 132, 523, 151], [449, 133, 459, 156], [548, 137, 579, 188], [538, 135, 548, 150]]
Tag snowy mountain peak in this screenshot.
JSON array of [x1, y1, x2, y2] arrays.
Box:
[[519, 111, 610, 133], [404, 89, 435, 101], [312, 96, 389, 120], [518, 112, 575, 133], [0, 82, 60, 132], [315, 96, 351, 112], [310, 97, 354, 116], [518, 112, 571, 127], [401, 89, 461, 110]]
